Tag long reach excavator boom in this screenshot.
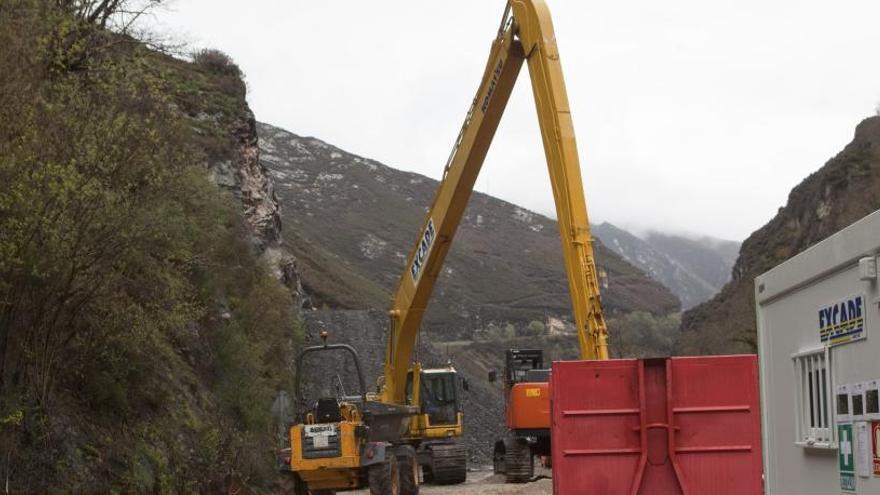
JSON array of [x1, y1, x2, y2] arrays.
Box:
[[381, 0, 608, 408]]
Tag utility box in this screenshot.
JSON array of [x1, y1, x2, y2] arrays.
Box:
[[550, 356, 762, 494], [756, 209, 880, 494]]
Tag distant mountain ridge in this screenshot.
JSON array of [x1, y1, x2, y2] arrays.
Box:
[[592, 223, 739, 309], [257, 121, 680, 340]]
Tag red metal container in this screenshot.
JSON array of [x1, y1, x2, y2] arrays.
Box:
[[550, 355, 762, 495]]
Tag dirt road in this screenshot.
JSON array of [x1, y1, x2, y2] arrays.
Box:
[[352, 468, 552, 495]]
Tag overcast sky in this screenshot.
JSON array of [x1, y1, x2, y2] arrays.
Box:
[[151, 0, 880, 241]]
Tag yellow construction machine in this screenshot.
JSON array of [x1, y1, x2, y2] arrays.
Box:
[[280, 0, 608, 493]]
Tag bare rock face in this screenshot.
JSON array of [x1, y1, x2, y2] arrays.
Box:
[[677, 116, 880, 354], [227, 109, 282, 248], [263, 245, 309, 310], [205, 107, 307, 311]]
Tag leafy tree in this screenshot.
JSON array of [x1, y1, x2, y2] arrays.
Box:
[[524, 320, 545, 336]]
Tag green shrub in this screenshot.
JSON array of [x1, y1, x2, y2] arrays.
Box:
[[524, 320, 545, 336], [193, 48, 241, 77], [192, 48, 245, 98]]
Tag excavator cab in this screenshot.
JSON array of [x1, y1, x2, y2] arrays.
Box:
[[502, 350, 550, 434], [402, 364, 468, 484], [405, 366, 463, 431], [504, 349, 546, 387]]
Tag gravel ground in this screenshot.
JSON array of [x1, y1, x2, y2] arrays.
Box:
[[351, 467, 552, 495]]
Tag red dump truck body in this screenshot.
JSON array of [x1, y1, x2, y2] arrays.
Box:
[[551, 355, 763, 495]]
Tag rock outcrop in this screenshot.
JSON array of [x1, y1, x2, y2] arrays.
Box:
[[204, 107, 307, 310]]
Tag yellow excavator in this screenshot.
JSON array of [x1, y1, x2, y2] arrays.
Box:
[[280, 0, 608, 493]]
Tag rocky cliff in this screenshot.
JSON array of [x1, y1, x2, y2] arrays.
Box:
[[677, 116, 880, 354], [186, 59, 306, 310]]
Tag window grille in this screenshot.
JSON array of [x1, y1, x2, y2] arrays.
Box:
[[792, 347, 835, 448]]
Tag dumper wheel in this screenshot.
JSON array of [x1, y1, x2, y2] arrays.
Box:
[[369, 451, 400, 495], [504, 440, 533, 483], [395, 445, 419, 495], [428, 443, 467, 485], [275, 472, 310, 495]]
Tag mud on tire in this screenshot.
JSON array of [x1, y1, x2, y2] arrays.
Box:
[[369, 451, 400, 495], [395, 445, 419, 495]]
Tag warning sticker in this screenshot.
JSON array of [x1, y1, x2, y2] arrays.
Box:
[[839, 423, 857, 492], [873, 421, 880, 477], [819, 295, 867, 347], [856, 421, 871, 478]]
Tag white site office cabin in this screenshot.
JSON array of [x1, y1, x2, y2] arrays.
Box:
[[756, 209, 880, 494]]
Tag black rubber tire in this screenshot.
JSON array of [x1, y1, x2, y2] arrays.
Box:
[[275, 472, 310, 495], [369, 451, 400, 495], [504, 440, 533, 483], [395, 445, 419, 495], [428, 443, 467, 485]]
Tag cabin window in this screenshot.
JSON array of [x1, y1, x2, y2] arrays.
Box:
[[793, 348, 834, 448]]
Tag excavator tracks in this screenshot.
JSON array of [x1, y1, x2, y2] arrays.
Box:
[[503, 440, 534, 484], [425, 443, 467, 485]]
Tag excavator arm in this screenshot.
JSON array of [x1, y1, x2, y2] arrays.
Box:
[[509, 0, 609, 362], [381, 0, 608, 405]]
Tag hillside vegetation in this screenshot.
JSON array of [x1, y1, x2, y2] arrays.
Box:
[[0, 2, 297, 491]]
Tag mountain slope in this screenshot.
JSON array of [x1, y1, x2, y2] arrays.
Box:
[[258, 122, 680, 339], [592, 223, 739, 309], [677, 116, 880, 354], [646, 231, 739, 291]]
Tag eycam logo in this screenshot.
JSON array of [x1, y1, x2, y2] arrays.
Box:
[[410, 218, 436, 283], [818, 295, 866, 345]]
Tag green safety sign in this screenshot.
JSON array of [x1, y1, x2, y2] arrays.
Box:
[[839, 424, 856, 492]]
